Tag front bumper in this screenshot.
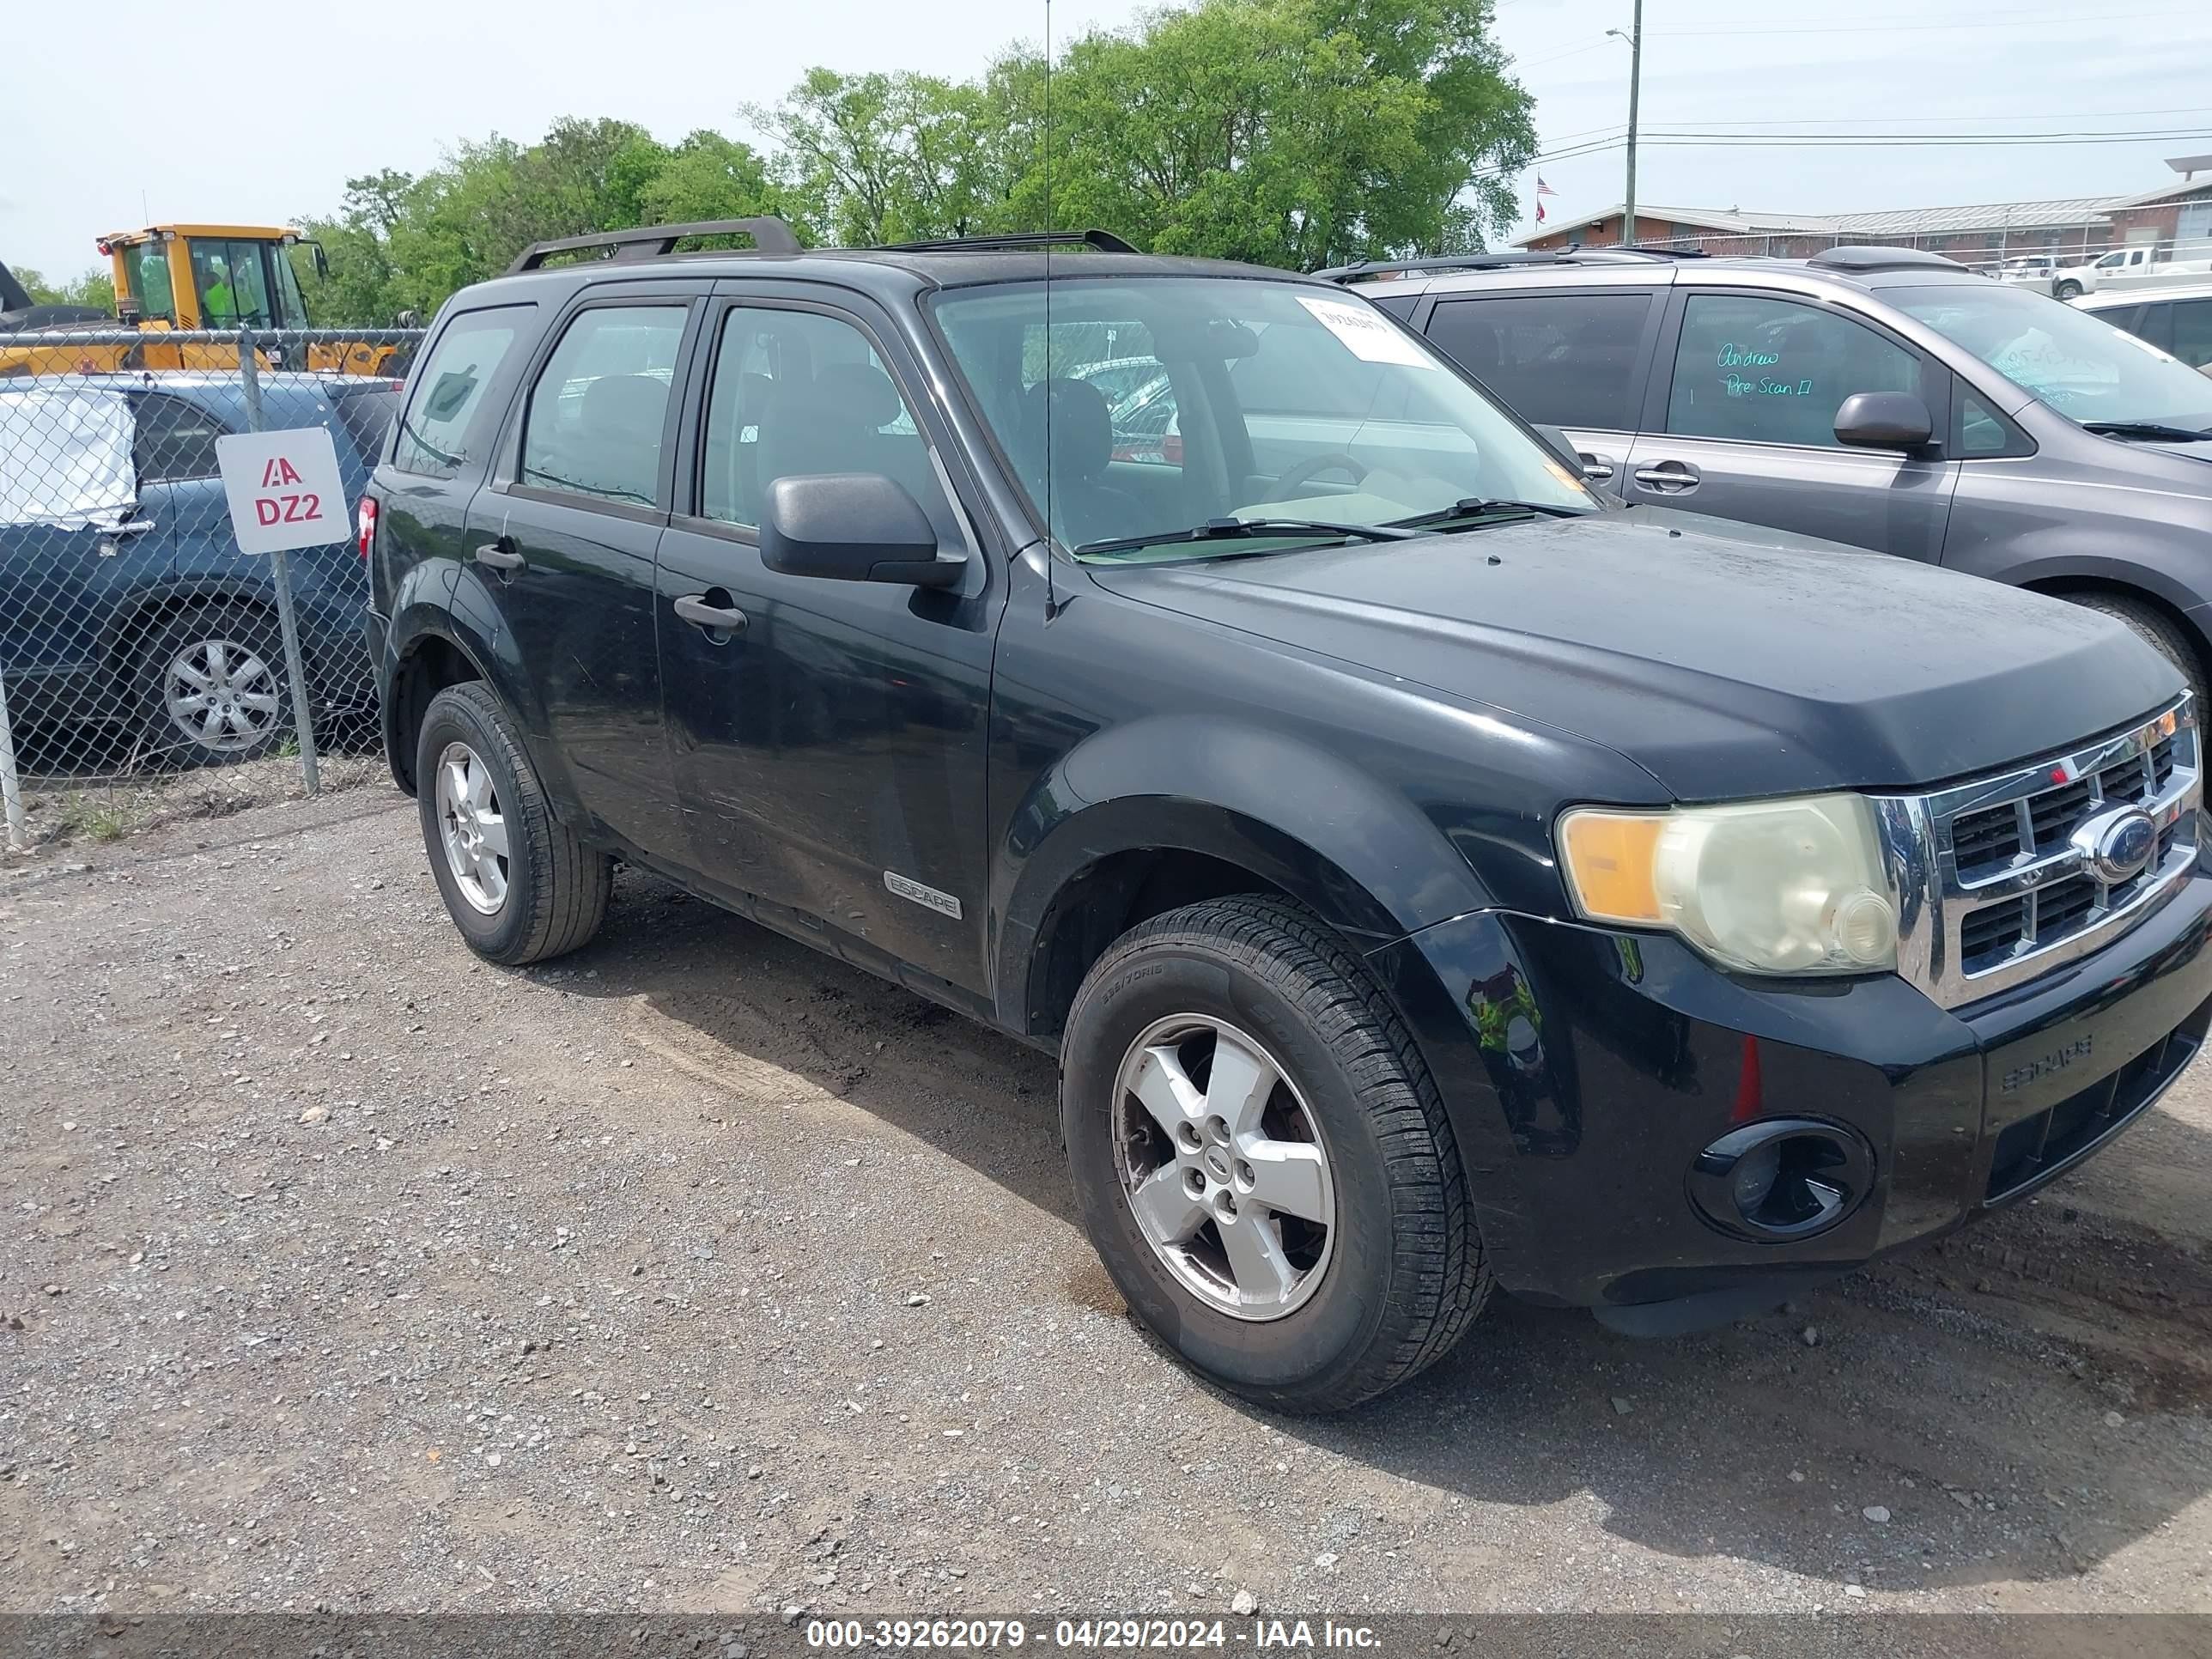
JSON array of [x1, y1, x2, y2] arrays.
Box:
[[1368, 869, 2212, 1319]]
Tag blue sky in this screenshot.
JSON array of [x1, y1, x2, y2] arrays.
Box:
[[6, 0, 2209, 282]]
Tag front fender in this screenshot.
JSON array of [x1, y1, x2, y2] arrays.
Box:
[[992, 714, 1498, 1030]]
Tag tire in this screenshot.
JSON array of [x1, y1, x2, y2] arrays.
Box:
[[138, 602, 290, 767], [2054, 279, 2084, 301], [416, 681, 611, 965], [2070, 593, 2209, 711], [1060, 895, 1490, 1413]]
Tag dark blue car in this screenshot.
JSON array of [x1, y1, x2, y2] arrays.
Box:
[[0, 371, 398, 767]]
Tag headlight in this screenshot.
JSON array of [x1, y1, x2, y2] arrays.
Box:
[[1557, 793, 1898, 975]]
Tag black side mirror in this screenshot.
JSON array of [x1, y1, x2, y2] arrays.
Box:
[[1833, 392, 1936, 453], [1528, 422, 1589, 475], [760, 472, 963, 589]]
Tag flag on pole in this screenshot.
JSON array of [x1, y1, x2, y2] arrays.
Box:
[[1536, 176, 1558, 196]]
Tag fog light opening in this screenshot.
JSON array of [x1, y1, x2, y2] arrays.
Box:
[[1690, 1119, 1870, 1241]]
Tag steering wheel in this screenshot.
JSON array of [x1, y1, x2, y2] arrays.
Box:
[[1269, 451, 1369, 501]]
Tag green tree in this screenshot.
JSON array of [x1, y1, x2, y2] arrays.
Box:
[[13, 266, 117, 311]]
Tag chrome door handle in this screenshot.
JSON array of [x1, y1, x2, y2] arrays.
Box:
[[673, 594, 748, 635], [474, 542, 525, 571], [1632, 462, 1700, 491], [1578, 454, 1615, 481], [108, 516, 158, 536]]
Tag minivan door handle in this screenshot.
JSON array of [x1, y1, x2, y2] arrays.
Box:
[[672, 592, 749, 636], [1577, 453, 1615, 482], [1632, 460, 1701, 493], [474, 540, 525, 572]]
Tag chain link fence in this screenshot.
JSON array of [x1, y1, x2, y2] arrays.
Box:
[[0, 328, 423, 849]]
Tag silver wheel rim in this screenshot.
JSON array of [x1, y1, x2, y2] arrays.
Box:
[[164, 638, 281, 753], [434, 741, 510, 915], [1111, 1014, 1336, 1322]]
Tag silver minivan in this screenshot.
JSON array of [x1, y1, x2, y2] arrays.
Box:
[[1332, 246, 2212, 703]]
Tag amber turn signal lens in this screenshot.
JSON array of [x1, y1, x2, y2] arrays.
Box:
[[1558, 810, 1665, 924]]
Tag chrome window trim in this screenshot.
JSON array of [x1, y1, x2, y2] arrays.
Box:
[[1878, 696, 2199, 1011]]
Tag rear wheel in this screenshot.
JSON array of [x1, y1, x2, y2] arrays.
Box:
[[416, 682, 611, 965], [2054, 279, 2084, 300], [1060, 896, 1490, 1413], [139, 603, 289, 767]]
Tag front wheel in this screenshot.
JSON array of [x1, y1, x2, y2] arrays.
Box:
[[2054, 279, 2084, 300], [1060, 896, 1491, 1413], [416, 682, 611, 965]]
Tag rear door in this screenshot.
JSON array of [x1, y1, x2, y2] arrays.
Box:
[[470, 284, 702, 860], [1417, 285, 1662, 500], [1624, 287, 1959, 561]]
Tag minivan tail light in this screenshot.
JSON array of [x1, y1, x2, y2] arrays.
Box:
[[356, 495, 379, 561]]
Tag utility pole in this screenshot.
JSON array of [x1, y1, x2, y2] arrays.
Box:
[[1609, 1, 1644, 247]]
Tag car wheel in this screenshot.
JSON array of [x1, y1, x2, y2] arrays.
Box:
[[2072, 593, 2209, 712], [2054, 279, 2084, 300], [1060, 895, 1490, 1413], [416, 681, 611, 965], [140, 603, 289, 767]]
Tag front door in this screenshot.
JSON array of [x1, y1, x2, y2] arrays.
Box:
[[471, 289, 700, 858], [654, 291, 1003, 1004], [1625, 289, 1958, 561]]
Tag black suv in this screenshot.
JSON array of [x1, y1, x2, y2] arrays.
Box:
[[367, 218, 2212, 1413]]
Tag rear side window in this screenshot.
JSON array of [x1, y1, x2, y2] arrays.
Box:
[[1425, 293, 1653, 430], [331, 388, 399, 470], [2172, 300, 2212, 371], [131, 392, 227, 483], [392, 307, 527, 478], [1664, 294, 1923, 449], [520, 306, 688, 507]]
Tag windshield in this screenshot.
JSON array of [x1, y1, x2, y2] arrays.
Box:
[[931, 276, 1596, 560], [1890, 283, 2212, 433]]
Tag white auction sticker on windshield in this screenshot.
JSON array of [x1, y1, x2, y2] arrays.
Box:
[[1295, 294, 1436, 368]]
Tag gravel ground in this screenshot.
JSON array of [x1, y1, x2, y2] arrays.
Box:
[[3, 790, 2211, 1621]]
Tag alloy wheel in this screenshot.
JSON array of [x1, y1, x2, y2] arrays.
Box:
[[434, 741, 511, 915], [1111, 1013, 1337, 1322], [164, 638, 282, 754]]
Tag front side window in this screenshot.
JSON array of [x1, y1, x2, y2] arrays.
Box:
[[132, 393, 228, 482], [191, 240, 274, 328], [1664, 294, 1923, 449], [932, 276, 1595, 559], [1425, 293, 1653, 430], [520, 306, 687, 506], [1891, 283, 2212, 433], [391, 307, 527, 478], [699, 306, 949, 530]]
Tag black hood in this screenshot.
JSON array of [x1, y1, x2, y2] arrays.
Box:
[[1086, 509, 2181, 800]]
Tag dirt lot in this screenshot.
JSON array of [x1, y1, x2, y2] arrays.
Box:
[[3, 790, 2211, 1620]]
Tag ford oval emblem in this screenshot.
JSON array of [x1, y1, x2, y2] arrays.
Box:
[[2073, 805, 2159, 884]]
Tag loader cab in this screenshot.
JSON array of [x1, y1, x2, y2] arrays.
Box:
[[100, 224, 319, 331]]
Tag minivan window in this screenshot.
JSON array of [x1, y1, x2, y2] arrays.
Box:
[[392, 307, 527, 477], [700, 307, 948, 530], [132, 393, 227, 482], [1665, 294, 1923, 449], [1425, 293, 1653, 431], [1891, 283, 2212, 432], [520, 306, 687, 506], [2171, 300, 2212, 371]]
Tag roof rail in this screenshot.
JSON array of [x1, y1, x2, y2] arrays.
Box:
[[1579, 246, 1711, 262], [1805, 245, 1963, 273], [507, 217, 802, 274], [874, 229, 1140, 254], [1318, 251, 1564, 283]]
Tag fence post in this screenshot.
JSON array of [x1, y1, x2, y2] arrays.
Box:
[[0, 664, 25, 853], [236, 327, 321, 795]]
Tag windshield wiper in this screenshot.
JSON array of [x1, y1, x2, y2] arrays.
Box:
[[1073, 516, 1419, 557], [1388, 496, 1590, 529], [2080, 420, 2212, 442]]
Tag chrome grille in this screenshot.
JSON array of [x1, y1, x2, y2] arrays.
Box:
[[1883, 696, 2200, 1009]]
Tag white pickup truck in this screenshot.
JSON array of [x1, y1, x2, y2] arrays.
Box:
[[2050, 245, 2212, 300]]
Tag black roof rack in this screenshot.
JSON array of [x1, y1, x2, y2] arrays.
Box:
[[507, 216, 802, 274], [873, 229, 1140, 254], [1805, 245, 1963, 273], [1319, 252, 1562, 283]]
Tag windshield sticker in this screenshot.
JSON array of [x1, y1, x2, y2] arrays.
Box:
[[1295, 295, 1436, 368]]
